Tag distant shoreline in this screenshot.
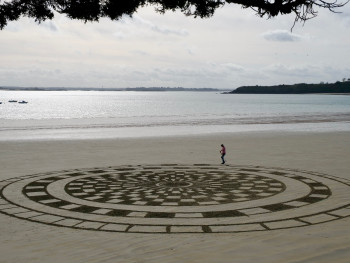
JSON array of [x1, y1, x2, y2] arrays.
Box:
[[0, 87, 222, 92]]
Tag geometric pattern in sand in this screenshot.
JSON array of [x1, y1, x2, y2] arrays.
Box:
[[0, 164, 349, 234]]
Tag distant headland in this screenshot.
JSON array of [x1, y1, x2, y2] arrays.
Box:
[[226, 80, 350, 94]]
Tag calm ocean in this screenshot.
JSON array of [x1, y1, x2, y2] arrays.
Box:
[[1, 90, 350, 140]]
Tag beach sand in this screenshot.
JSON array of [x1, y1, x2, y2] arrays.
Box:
[[0, 131, 349, 263]]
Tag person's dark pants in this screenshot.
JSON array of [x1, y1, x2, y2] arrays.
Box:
[[221, 154, 225, 164]]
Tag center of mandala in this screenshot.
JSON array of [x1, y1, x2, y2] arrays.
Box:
[[62, 169, 287, 206], [158, 181, 193, 187]]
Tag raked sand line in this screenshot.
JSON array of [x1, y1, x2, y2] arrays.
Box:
[[0, 164, 349, 234]]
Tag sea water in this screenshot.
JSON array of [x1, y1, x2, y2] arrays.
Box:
[[0, 90, 349, 140]]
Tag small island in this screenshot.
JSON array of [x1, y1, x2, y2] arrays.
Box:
[[226, 80, 350, 94]]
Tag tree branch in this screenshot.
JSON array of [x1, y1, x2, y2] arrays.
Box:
[[0, 0, 348, 30]]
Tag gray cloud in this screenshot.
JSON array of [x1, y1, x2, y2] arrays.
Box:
[[338, 7, 350, 25], [130, 15, 189, 36], [130, 50, 149, 56], [4, 23, 20, 32], [222, 63, 246, 72], [261, 30, 306, 42], [263, 64, 318, 77], [186, 46, 197, 55], [39, 21, 59, 32], [1, 5, 349, 89], [1, 61, 348, 90], [112, 31, 127, 39], [261, 64, 350, 85]]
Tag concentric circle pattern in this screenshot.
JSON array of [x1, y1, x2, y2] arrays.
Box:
[[0, 164, 349, 234], [64, 168, 285, 206]]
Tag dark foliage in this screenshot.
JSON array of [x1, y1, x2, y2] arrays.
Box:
[[0, 0, 348, 30], [229, 81, 350, 94]]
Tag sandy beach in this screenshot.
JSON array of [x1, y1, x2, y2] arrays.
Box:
[[0, 131, 349, 263]]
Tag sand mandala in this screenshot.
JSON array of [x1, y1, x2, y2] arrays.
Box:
[[0, 164, 349, 234]]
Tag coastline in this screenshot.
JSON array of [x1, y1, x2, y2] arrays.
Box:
[[0, 131, 349, 262], [1, 119, 350, 141]]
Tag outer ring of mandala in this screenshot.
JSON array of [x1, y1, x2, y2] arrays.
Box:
[[0, 164, 349, 234]]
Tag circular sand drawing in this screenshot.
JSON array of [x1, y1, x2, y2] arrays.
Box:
[[0, 164, 349, 234]]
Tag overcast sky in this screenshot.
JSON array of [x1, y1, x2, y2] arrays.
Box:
[[0, 3, 349, 89]]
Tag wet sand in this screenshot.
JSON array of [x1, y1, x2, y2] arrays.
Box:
[[0, 131, 349, 262]]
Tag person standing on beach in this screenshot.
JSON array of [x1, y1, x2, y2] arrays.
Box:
[[220, 144, 226, 164]]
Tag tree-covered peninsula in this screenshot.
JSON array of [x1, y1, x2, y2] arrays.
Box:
[[227, 81, 350, 94]]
